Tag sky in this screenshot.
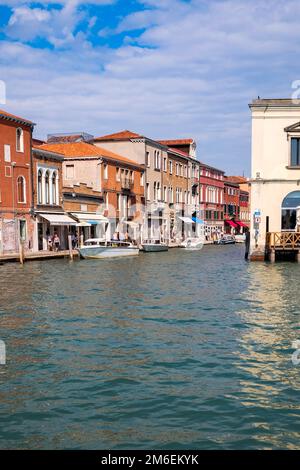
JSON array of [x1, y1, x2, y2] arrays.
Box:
[[0, 0, 299, 175]]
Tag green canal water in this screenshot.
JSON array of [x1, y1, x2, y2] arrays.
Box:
[[0, 245, 300, 450]]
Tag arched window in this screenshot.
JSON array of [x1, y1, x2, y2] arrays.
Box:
[[52, 172, 57, 205], [45, 171, 50, 204], [38, 170, 43, 204], [281, 191, 300, 230], [16, 128, 24, 152], [17, 176, 26, 203]]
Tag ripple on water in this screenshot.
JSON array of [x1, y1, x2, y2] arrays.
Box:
[[1, 246, 300, 449]]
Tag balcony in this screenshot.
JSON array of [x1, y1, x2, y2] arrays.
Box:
[[121, 177, 134, 191]]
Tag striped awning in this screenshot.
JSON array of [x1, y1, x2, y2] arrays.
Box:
[[40, 213, 77, 226]]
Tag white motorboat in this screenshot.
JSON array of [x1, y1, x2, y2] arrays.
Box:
[[181, 237, 204, 250], [78, 239, 139, 259]]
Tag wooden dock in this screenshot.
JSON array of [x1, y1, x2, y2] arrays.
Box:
[[266, 232, 300, 262], [0, 250, 78, 264]]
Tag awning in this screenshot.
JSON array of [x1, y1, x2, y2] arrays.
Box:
[[40, 213, 77, 226], [192, 217, 204, 224], [235, 220, 248, 228], [76, 221, 91, 227], [178, 216, 194, 224], [71, 212, 109, 225], [225, 220, 238, 228]]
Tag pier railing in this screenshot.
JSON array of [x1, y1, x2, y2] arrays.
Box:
[[266, 232, 300, 250]]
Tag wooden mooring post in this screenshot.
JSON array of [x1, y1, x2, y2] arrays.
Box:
[[68, 235, 74, 261], [19, 241, 24, 265]]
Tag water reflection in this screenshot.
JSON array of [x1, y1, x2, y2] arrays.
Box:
[[1, 247, 300, 449]]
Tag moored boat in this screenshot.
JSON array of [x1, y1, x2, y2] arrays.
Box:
[[78, 239, 139, 259], [141, 239, 169, 252], [181, 237, 204, 250]]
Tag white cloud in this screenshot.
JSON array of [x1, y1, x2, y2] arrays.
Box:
[[1, 0, 300, 174]]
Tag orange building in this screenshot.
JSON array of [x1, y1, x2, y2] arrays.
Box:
[[0, 109, 35, 254], [39, 142, 145, 242]]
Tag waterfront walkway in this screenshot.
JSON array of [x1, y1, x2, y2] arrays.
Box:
[[0, 250, 78, 264]]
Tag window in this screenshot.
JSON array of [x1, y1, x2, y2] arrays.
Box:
[[281, 191, 300, 230], [5, 166, 11, 177], [19, 220, 26, 241], [38, 169, 43, 204], [169, 160, 173, 174], [146, 182, 150, 201], [45, 171, 50, 204], [146, 151, 150, 167], [17, 176, 26, 203], [116, 167, 120, 182], [163, 157, 167, 172], [140, 172, 144, 186], [157, 182, 161, 201], [52, 172, 57, 205], [16, 128, 24, 152], [104, 164, 108, 179], [291, 138, 300, 166], [81, 204, 88, 212], [4, 144, 11, 162], [66, 164, 74, 179], [154, 151, 161, 170], [153, 182, 157, 201], [163, 186, 167, 202], [176, 163, 179, 176]]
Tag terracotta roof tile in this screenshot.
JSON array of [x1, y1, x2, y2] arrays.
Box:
[[0, 108, 34, 126], [38, 142, 142, 167], [94, 130, 141, 141], [225, 175, 248, 183], [158, 139, 194, 146]]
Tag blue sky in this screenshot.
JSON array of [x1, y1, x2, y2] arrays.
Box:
[[0, 0, 298, 175]]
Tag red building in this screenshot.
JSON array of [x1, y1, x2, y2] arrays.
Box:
[[199, 163, 225, 240], [224, 176, 250, 234], [0, 109, 35, 254]]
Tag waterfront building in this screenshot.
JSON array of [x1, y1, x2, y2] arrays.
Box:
[[94, 132, 202, 243], [249, 98, 300, 261], [225, 175, 250, 232], [199, 163, 225, 241], [62, 183, 104, 242], [39, 141, 145, 242], [223, 176, 240, 234], [0, 109, 35, 254], [158, 139, 201, 242], [32, 145, 76, 251], [93, 130, 168, 241]]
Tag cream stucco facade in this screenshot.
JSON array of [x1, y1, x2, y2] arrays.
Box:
[[250, 99, 300, 259]]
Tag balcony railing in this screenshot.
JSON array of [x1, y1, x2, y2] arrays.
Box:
[[121, 177, 134, 190], [266, 232, 300, 250]]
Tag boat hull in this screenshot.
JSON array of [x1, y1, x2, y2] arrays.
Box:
[[142, 244, 169, 252], [78, 246, 139, 259]]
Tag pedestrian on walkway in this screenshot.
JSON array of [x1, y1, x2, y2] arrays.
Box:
[[53, 233, 60, 252]]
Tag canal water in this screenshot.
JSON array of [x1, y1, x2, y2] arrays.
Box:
[[0, 245, 300, 450]]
